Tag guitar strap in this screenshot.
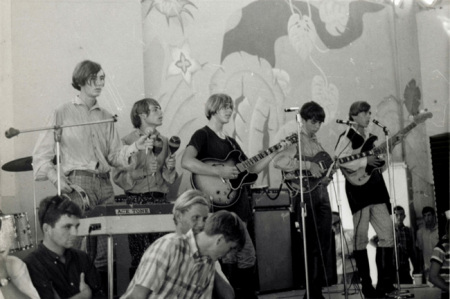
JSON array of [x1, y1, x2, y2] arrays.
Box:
[[224, 135, 237, 150]]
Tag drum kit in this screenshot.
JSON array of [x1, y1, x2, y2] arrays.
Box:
[[1, 156, 35, 253], [0, 156, 92, 253]]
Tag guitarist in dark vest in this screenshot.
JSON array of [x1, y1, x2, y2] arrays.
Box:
[[273, 101, 333, 299], [334, 101, 395, 298], [181, 93, 281, 299]]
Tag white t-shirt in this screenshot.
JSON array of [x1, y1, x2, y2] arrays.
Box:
[[0, 255, 40, 299]]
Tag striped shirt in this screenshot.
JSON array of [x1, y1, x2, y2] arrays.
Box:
[[395, 224, 415, 266], [33, 96, 138, 183], [121, 230, 215, 299], [430, 238, 449, 283]]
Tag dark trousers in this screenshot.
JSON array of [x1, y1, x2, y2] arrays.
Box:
[[295, 185, 332, 296]]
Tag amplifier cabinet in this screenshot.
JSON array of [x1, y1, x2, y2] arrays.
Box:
[[252, 188, 291, 208], [254, 209, 293, 292]]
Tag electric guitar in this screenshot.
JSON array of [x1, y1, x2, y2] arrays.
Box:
[[191, 133, 298, 208], [340, 111, 433, 186], [282, 151, 337, 194]]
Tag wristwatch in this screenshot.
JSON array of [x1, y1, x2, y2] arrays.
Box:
[[0, 277, 11, 287]]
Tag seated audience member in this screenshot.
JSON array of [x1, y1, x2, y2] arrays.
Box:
[[429, 211, 449, 299], [121, 210, 246, 299], [24, 196, 101, 299], [416, 206, 439, 281], [0, 216, 40, 299], [172, 189, 234, 299]]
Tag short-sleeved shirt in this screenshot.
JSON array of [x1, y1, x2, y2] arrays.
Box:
[[416, 225, 440, 271], [24, 243, 101, 299], [187, 126, 253, 221], [430, 238, 449, 284], [121, 230, 215, 299]]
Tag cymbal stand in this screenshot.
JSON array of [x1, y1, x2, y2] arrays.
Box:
[[381, 127, 413, 299], [293, 112, 310, 299], [5, 116, 117, 244]]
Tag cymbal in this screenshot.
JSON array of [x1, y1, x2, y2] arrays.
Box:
[[2, 156, 33, 172]]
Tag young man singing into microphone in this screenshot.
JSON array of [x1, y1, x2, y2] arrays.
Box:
[[112, 98, 178, 276], [334, 101, 395, 297]]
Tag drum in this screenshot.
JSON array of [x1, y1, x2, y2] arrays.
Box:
[[62, 184, 91, 211], [0, 214, 16, 252], [0, 213, 33, 253], [13, 213, 33, 252]]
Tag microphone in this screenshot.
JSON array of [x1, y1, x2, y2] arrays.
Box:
[[336, 119, 357, 126], [168, 136, 181, 156], [373, 119, 387, 130], [284, 107, 300, 112]]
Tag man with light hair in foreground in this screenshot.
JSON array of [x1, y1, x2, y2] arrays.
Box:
[[121, 194, 246, 299]]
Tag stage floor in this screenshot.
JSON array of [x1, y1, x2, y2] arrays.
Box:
[[258, 284, 443, 299]]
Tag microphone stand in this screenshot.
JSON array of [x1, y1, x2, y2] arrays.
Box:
[[335, 183, 349, 299], [381, 127, 413, 299], [4, 116, 117, 275], [293, 112, 311, 299]]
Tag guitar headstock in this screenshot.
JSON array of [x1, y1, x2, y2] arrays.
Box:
[[413, 111, 433, 124], [284, 133, 298, 145]]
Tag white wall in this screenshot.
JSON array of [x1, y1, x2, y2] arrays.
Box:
[[0, 1, 145, 277]]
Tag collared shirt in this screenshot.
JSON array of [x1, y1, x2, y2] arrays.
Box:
[[121, 230, 215, 299], [395, 224, 415, 266], [273, 128, 326, 172], [416, 224, 440, 271], [0, 256, 40, 299], [112, 129, 177, 194], [32, 96, 138, 184], [24, 243, 100, 299], [334, 126, 369, 172]]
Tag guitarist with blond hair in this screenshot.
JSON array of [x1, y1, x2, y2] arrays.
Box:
[[334, 101, 395, 298], [273, 101, 333, 299], [182, 93, 282, 299]]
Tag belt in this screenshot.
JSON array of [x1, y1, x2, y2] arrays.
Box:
[[70, 170, 110, 179]]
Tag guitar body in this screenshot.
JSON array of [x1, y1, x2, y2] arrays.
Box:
[[340, 135, 386, 186], [282, 151, 334, 193], [338, 111, 433, 186], [190, 150, 258, 208]]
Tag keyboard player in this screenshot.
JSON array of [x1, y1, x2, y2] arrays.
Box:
[[112, 98, 178, 278]]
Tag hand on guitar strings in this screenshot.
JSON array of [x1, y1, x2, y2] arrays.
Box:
[[367, 155, 384, 167], [309, 162, 325, 178], [216, 164, 239, 180]]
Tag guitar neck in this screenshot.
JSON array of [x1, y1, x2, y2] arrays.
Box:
[[338, 150, 374, 164], [377, 121, 418, 152], [237, 143, 284, 171]]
